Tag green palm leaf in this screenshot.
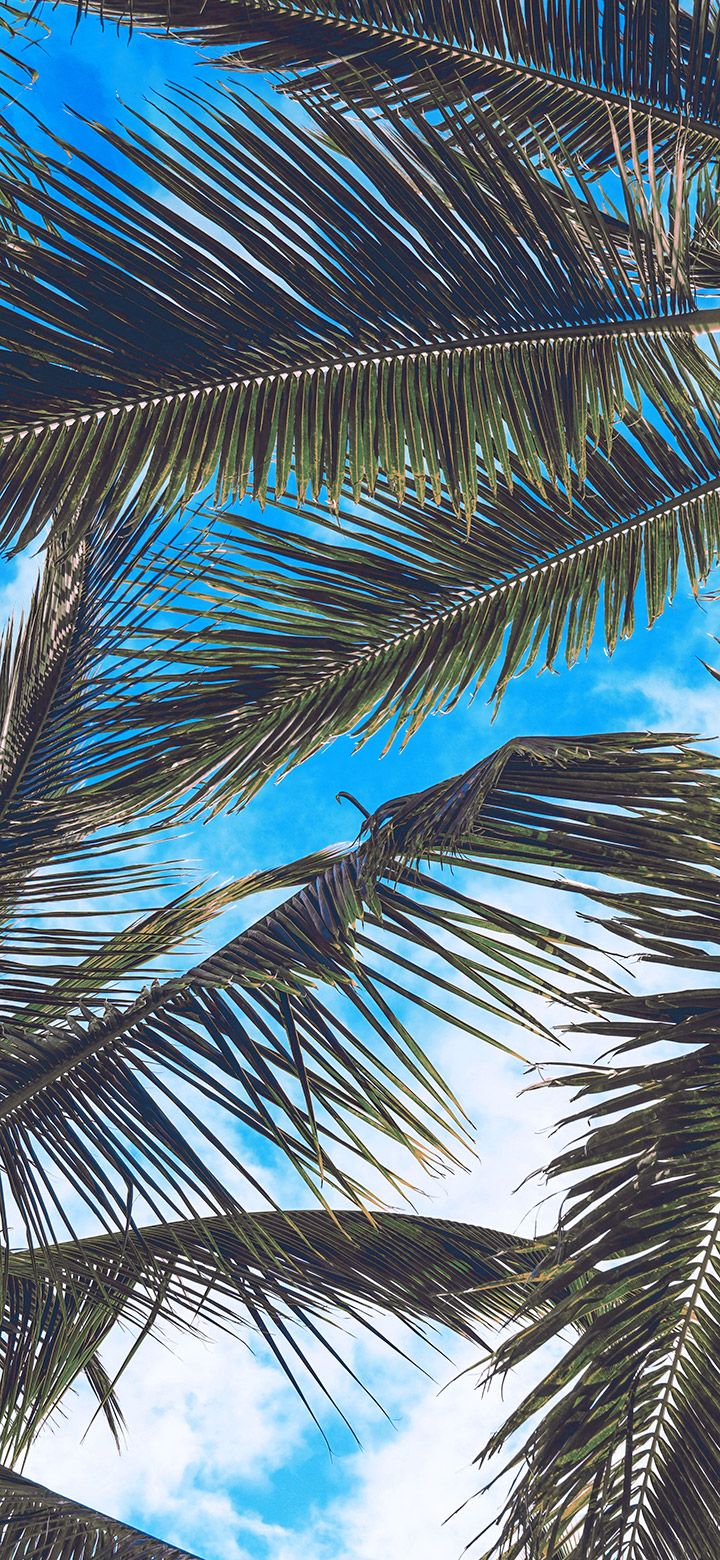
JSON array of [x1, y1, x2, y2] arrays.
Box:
[[144, 406, 720, 814], [49, 0, 720, 175], [0, 506, 281, 1026], [0, 1211, 544, 1458], [2, 731, 718, 1268], [0, 7, 42, 106], [0, 1268, 124, 1464], [0, 1468, 203, 1559], [476, 982, 720, 1557], [0, 87, 717, 545]]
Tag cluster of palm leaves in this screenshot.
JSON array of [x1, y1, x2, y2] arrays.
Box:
[[0, 0, 719, 1554]]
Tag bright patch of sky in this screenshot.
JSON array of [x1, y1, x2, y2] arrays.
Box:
[[2, 9, 720, 1559]]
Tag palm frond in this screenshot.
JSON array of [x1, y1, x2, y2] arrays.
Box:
[[476, 984, 720, 1558], [0, 505, 270, 1027], [1, 732, 719, 1268], [50, 0, 720, 175], [0, 87, 717, 544], [0, 1467, 203, 1559], [0, 1211, 544, 1457], [0, 1267, 124, 1464], [0, 7, 43, 107], [149, 405, 720, 813]]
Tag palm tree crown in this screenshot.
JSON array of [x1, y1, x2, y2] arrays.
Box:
[[0, 1, 719, 1556]]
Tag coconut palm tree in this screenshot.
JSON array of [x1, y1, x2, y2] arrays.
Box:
[[7, 495, 719, 1552], [2, 0, 720, 1555]]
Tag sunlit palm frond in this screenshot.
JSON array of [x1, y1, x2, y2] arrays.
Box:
[[0, 1211, 544, 1458], [2, 732, 719, 1271], [49, 0, 720, 175], [147, 407, 720, 813], [22, 1207, 543, 1344], [0, 87, 716, 546], [476, 981, 720, 1557], [0, 1467, 203, 1559]]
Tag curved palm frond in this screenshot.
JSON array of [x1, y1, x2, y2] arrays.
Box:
[[0, 1268, 124, 1465], [0, 86, 717, 546], [147, 406, 720, 814], [2, 732, 720, 1269], [0, 1467, 203, 1560], [0, 1211, 545, 1458], [49, 0, 720, 175], [476, 983, 720, 1557], [0, 506, 280, 1029]]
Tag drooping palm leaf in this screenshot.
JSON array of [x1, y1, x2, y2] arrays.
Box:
[[0, 506, 279, 1029], [148, 405, 720, 813], [0, 86, 717, 546], [475, 983, 720, 1557], [3, 731, 720, 1270], [0, 1265, 124, 1464], [0, 1467, 203, 1560], [18, 1207, 543, 1344], [0, 1210, 545, 1459], [48, 0, 720, 176]]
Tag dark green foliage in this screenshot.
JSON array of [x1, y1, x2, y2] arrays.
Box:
[[156, 406, 720, 809], [0, 84, 717, 547], [0, 1468, 202, 1558], [477, 982, 720, 1560], [3, 0, 720, 1554], [1, 1211, 545, 1456], [48, 0, 720, 174]]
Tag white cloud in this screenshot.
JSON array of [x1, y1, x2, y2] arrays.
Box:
[[600, 667, 720, 742], [27, 1326, 312, 1560]]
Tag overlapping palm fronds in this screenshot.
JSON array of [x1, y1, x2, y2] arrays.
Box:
[[0, 735, 630, 1257], [5, 0, 720, 1551], [143, 405, 720, 813], [0, 507, 269, 1031], [474, 923, 720, 1557], [0, 485, 646, 1313], [5, 729, 720, 1268], [0, 1264, 125, 1464], [0, 83, 717, 548], [46, 0, 720, 176], [0, 1211, 545, 1461]]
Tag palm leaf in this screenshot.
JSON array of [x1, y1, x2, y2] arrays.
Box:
[[476, 984, 720, 1557], [0, 506, 281, 1027], [0, 1266, 124, 1464], [0, 1467, 203, 1559], [0, 87, 717, 544], [0, 7, 42, 106], [151, 405, 720, 813], [2, 731, 719, 1267], [0, 1211, 544, 1457], [51, 0, 720, 175]]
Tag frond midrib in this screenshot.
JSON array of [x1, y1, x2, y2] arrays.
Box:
[[227, 0, 720, 149], [0, 851, 354, 1122], [623, 1201, 720, 1558], [4, 304, 719, 448], [259, 465, 720, 709]]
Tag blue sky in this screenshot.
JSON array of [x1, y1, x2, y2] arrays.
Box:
[[3, 10, 720, 1559]]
